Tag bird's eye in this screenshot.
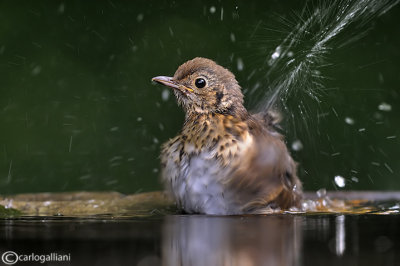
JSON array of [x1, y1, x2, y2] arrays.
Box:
[[194, 78, 206, 89]]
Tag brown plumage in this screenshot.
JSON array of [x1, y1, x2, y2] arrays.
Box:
[[152, 57, 302, 215]]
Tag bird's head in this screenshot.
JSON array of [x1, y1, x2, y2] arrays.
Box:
[[152, 57, 246, 116]]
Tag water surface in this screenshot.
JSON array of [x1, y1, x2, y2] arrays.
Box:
[[1, 191, 399, 266], [1, 213, 398, 266]]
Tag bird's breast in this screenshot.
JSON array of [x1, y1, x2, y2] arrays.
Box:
[[181, 113, 255, 165], [161, 136, 237, 214]]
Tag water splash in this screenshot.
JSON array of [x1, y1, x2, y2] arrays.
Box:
[[255, 0, 399, 121], [334, 175, 346, 188], [291, 139, 303, 151], [2, 191, 399, 217], [378, 102, 392, 111], [344, 117, 355, 125]]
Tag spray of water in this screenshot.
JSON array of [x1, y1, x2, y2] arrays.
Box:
[[255, 0, 399, 127]]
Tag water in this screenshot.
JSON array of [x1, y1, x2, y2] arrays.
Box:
[[244, 1, 400, 192], [251, 0, 400, 166], [1, 215, 399, 265], [2, 191, 400, 217], [0, 191, 399, 265], [257, 0, 399, 110]]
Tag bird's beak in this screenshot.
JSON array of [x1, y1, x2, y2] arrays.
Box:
[[152, 76, 179, 89], [152, 76, 194, 93]]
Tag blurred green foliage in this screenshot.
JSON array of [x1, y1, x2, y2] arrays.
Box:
[[0, 1, 399, 194]]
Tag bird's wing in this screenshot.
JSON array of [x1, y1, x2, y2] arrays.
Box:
[[226, 133, 302, 212]]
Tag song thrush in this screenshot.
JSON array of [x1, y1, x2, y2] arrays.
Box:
[[152, 57, 302, 215]]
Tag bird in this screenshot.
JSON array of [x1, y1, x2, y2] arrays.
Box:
[[152, 57, 302, 215]]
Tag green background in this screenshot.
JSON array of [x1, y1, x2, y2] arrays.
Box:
[[0, 0, 399, 194]]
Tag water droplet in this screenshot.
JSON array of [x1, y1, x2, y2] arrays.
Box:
[[58, 3, 65, 14], [237, 58, 244, 71], [358, 128, 366, 132], [32, 65, 41, 76], [110, 127, 119, 132], [209, 6, 216, 14], [268, 46, 281, 66], [79, 174, 91, 180], [137, 117, 143, 122], [109, 162, 121, 168], [230, 33, 236, 43], [168, 27, 174, 37], [316, 188, 326, 198], [236, 58, 244, 71], [334, 175, 346, 188], [378, 73, 384, 84], [384, 163, 393, 174], [332, 108, 338, 118], [137, 13, 144, 22], [313, 70, 321, 75], [373, 112, 383, 120], [378, 102, 391, 112], [344, 117, 354, 125], [161, 89, 170, 101], [287, 51, 294, 57], [271, 46, 281, 60], [109, 156, 122, 163], [106, 179, 118, 186], [291, 140, 303, 151]]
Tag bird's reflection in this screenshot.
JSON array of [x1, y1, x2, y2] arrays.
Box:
[[162, 215, 302, 266]]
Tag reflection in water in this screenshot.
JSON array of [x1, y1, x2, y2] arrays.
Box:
[[162, 215, 302, 266], [335, 215, 345, 256], [1, 213, 400, 265]]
